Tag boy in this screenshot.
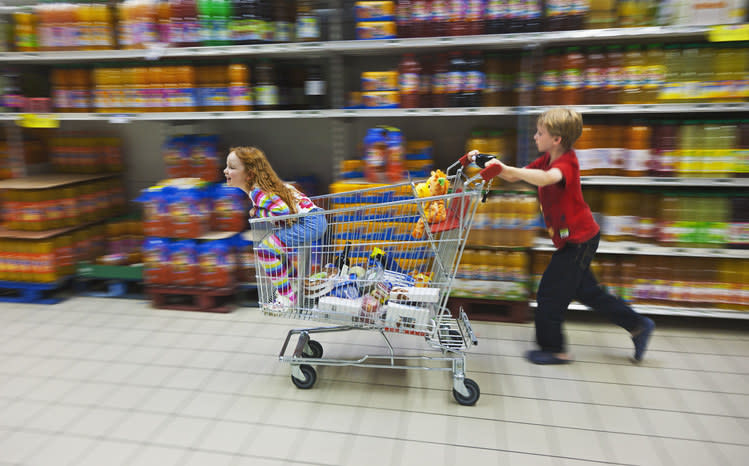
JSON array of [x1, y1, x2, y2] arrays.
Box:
[[469, 108, 654, 364]]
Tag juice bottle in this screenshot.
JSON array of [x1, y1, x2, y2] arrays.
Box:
[[396, 0, 412, 38], [92, 2, 115, 50], [120, 64, 137, 113], [560, 46, 584, 106], [583, 46, 605, 105], [418, 56, 433, 108], [620, 44, 645, 104], [177, 61, 197, 111], [412, 0, 430, 37], [432, 53, 449, 107], [625, 122, 651, 177], [680, 44, 700, 103], [51, 68, 69, 112], [485, 0, 507, 34], [134, 65, 149, 111], [148, 65, 164, 112], [538, 48, 561, 106], [465, 0, 485, 35], [447, 0, 466, 36], [13, 10, 37, 52], [602, 45, 623, 105], [482, 53, 501, 107], [272, 0, 293, 42], [254, 59, 278, 110], [430, 0, 448, 37], [70, 68, 92, 113], [228, 61, 251, 111], [296, 0, 320, 42], [652, 120, 677, 177], [642, 43, 664, 104], [399, 53, 421, 108], [464, 51, 484, 108], [75, 1, 92, 50], [447, 51, 466, 107]]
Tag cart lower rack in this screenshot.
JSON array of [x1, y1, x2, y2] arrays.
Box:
[[249, 158, 499, 405]]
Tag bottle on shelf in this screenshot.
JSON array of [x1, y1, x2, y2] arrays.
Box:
[[464, 51, 484, 108], [431, 0, 448, 37], [485, 0, 506, 34], [621, 44, 645, 104], [272, 0, 293, 42], [228, 60, 251, 111], [483, 53, 501, 107], [447, 51, 466, 107], [411, 0, 430, 37], [560, 46, 584, 106], [295, 0, 320, 42], [465, 0, 484, 35], [642, 43, 664, 104], [604, 44, 624, 105], [431, 53, 449, 108], [539, 48, 561, 106], [583, 45, 606, 105], [419, 56, 433, 108], [396, 0, 413, 38], [399, 53, 422, 108], [447, 0, 466, 36], [304, 64, 326, 110], [254, 59, 278, 110]]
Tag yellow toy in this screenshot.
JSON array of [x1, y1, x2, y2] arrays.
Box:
[[412, 169, 450, 239]]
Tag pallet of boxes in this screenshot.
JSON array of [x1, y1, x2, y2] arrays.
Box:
[[138, 135, 251, 313]]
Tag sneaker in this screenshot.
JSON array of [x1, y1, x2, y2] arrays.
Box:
[[525, 350, 573, 365], [632, 317, 655, 363]]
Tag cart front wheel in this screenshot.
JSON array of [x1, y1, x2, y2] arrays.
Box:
[[292, 364, 317, 389], [302, 340, 323, 358], [453, 378, 480, 406]]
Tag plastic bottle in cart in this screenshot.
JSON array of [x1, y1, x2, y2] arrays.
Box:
[[385, 127, 405, 182], [399, 53, 421, 108], [447, 51, 466, 107], [364, 127, 387, 183]]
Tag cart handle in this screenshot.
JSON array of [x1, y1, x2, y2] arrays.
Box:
[[459, 152, 503, 182]]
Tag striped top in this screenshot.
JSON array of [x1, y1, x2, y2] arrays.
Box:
[[249, 184, 317, 218]]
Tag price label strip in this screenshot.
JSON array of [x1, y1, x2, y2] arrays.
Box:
[[708, 24, 749, 42], [17, 114, 60, 129]]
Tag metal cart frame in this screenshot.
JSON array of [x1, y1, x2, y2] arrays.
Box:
[[249, 157, 500, 405]]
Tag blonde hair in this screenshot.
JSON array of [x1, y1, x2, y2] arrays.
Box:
[[230, 146, 299, 215], [537, 108, 583, 150]]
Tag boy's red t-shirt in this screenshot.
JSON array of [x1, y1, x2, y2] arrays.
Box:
[[526, 149, 599, 249]]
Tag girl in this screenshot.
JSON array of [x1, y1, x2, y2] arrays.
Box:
[[224, 146, 327, 308]]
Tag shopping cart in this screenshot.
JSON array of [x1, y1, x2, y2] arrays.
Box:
[[248, 155, 502, 405]]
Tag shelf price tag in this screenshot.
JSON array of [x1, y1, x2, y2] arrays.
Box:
[[708, 24, 749, 42], [17, 113, 59, 129]]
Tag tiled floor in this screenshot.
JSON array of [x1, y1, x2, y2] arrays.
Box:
[[1, 296, 748, 466]]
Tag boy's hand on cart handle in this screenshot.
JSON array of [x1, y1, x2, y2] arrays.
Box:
[[480, 160, 503, 181]]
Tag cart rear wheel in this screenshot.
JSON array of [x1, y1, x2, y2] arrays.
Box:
[[303, 340, 323, 358], [453, 378, 480, 406], [292, 364, 317, 389]]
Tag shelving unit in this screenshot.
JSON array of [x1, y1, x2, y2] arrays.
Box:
[[0, 10, 746, 317]]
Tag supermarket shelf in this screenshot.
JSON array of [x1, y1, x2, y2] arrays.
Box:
[[532, 237, 749, 259], [0, 25, 715, 64], [2, 103, 746, 123], [581, 176, 749, 187], [0, 173, 117, 189], [531, 301, 749, 320]]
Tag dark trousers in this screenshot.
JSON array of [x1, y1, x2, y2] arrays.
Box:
[[535, 231, 644, 354]]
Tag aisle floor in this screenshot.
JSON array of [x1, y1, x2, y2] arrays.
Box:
[[1, 296, 748, 466]]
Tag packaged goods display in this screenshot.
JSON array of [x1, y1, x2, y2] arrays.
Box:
[[49, 133, 123, 174], [163, 134, 222, 182], [576, 119, 748, 178]]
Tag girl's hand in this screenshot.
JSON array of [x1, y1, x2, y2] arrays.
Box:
[[249, 207, 258, 217]]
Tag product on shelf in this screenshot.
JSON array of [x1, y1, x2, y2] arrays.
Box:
[[453, 248, 530, 301], [1, 177, 127, 232], [363, 126, 406, 183], [50, 133, 123, 174], [296, 0, 320, 41], [0, 235, 74, 283], [163, 134, 222, 181]]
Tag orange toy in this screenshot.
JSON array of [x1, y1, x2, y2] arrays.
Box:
[[412, 169, 449, 239]]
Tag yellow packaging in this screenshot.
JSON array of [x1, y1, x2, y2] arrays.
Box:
[[355, 1, 395, 21], [341, 159, 364, 171], [362, 91, 400, 108], [361, 71, 399, 91], [356, 21, 397, 40]]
